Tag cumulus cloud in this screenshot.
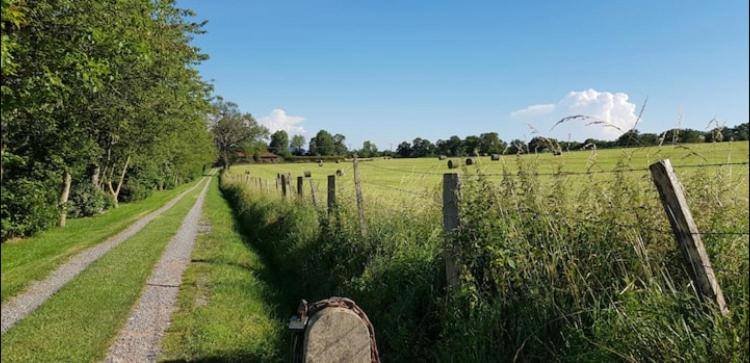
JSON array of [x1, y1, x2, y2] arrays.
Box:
[[511, 89, 640, 140], [259, 108, 306, 135]]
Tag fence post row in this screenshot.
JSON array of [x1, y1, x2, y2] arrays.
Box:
[[353, 156, 367, 236], [649, 159, 729, 316], [297, 176, 304, 197], [327, 175, 336, 215], [442, 173, 460, 290]]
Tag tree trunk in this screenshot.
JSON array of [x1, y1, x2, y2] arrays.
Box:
[[58, 170, 72, 227], [108, 155, 130, 207], [91, 164, 100, 188], [223, 152, 230, 170]]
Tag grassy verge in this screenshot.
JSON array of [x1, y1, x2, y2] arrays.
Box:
[[1, 179, 200, 302], [0, 179, 206, 362], [220, 155, 749, 362], [160, 177, 285, 362]]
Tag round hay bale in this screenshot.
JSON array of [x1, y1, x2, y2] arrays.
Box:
[[480, 153, 487, 157], [438, 155, 447, 160], [304, 171, 312, 177], [447, 160, 458, 169], [465, 158, 475, 165], [336, 169, 344, 176], [490, 154, 500, 161], [335, 160, 340, 164]]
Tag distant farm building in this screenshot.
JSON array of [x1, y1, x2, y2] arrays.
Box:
[[258, 152, 282, 163]]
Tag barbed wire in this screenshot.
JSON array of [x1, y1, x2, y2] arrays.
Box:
[[486, 204, 750, 237], [226, 176, 750, 236], [360, 160, 749, 178]]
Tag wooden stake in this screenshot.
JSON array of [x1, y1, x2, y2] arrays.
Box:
[[442, 173, 460, 289], [297, 176, 304, 198], [310, 179, 318, 206], [650, 159, 728, 315], [353, 156, 367, 236], [327, 175, 336, 215], [281, 174, 288, 198]]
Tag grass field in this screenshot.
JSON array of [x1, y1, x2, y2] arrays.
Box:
[[221, 141, 749, 361], [0, 180, 206, 362], [228, 142, 749, 209], [0, 179, 201, 302]]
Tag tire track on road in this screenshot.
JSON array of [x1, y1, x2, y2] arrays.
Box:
[[0, 178, 207, 334], [105, 178, 211, 363]]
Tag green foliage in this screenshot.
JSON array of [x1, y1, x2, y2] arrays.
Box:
[[1, 0, 217, 240], [118, 179, 154, 203], [290, 134, 306, 155], [222, 146, 748, 362], [309, 130, 336, 156], [269, 130, 290, 156], [0, 178, 58, 240], [67, 183, 107, 218], [210, 98, 268, 169]]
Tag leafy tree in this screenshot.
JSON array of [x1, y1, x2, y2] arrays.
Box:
[[1, 0, 218, 239], [396, 142, 412, 157], [333, 133, 348, 155], [269, 130, 290, 156], [478, 132, 506, 154], [360, 140, 378, 158], [210, 99, 267, 170], [290, 134, 306, 155], [310, 130, 336, 156], [446, 136, 464, 156], [411, 138, 435, 157], [463, 136, 481, 156]]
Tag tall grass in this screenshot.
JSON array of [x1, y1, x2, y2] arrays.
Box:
[[221, 154, 748, 362]]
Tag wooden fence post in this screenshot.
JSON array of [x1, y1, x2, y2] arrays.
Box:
[[353, 156, 367, 236], [310, 179, 318, 207], [650, 159, 728, 315], [327, 175, 336, 215], [442, 173, 460, 290], [276, 173, 281, 192], [281, 174, 288, 198], [297, 176, 304, 198]]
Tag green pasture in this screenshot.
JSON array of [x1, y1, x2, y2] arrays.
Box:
[[228, 142, 749, 209]]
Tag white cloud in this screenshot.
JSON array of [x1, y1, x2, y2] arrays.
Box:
[[511, 89, 640, 140], [259, 108, 306, 135], [510, 103, 556, 118]]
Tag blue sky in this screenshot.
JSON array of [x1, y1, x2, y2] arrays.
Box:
[[179, 0, 749, 150]]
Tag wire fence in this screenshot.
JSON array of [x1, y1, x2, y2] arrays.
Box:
[[226, 157, 750, 237]]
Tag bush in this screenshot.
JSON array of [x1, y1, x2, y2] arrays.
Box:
[[0, 178, 59, 240], [118, 180, 154, 203], [67, 182, 107, 218]]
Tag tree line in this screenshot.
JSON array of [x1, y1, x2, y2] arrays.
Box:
[[237, 122, 748, 162], [1, 0, 217, 240]]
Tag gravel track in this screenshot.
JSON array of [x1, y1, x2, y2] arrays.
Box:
[[0, 179, 206, 335], [104, 178, 211, 363]]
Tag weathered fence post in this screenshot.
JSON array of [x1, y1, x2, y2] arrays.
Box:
[[353, 156, 367, 236], [310, 179, 318, 207], [281, 174, 288, 198], [327, 175, 336, 215], [276, 173, 281, 192], [297, 176, 304, 198], [442, 173, 460, 290], [649, 159, 728, 315]]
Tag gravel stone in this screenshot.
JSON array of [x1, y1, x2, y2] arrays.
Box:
[[0, 179, 206, 335], [104, 178, 211, 363]]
